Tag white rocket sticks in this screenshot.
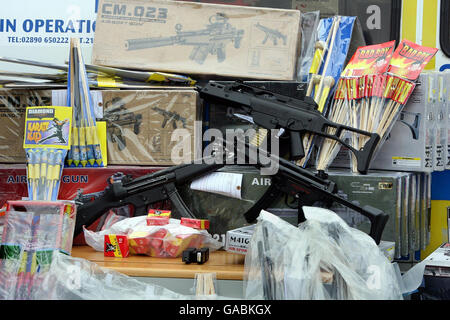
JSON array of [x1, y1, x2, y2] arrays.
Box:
[[346, 74, 415, 172], [316, 79, 350, 171]]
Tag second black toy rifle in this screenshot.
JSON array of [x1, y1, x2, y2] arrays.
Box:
[[124, 13, 244, 65], [197, 81, 380, 174], [73, 144, 388, 244]]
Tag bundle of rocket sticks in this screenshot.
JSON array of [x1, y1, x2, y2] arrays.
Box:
[[297, 16, 355, 167], [316, 40, 438, 173], [0, 56, 196, 89], [66, 38, 103, 167], [25, 149, 66, 201]]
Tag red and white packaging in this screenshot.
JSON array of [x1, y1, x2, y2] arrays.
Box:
[[104, 234, 130, 258], [180, 218, 210, 230], [146, 209, 171, 226]]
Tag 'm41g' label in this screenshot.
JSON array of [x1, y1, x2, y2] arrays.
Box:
[[101, 3, 168, 20]]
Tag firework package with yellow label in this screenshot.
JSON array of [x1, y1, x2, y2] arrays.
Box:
[[23, 106, 72, 201], [0, 90, 52, 164]]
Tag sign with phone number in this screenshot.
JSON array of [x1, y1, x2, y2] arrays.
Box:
[[0, 1, 97, 47], [6, 36, 95, 44]]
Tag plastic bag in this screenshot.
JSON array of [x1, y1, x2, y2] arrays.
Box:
[[83, 216, 222, 258], [27, 249, 243, 300], [30, 250, 191, 300], [0, 201, 76, 300], [297, 11, 320, 82], [243, 208, 404, 300]]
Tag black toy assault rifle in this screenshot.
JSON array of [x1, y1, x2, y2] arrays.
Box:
[[197, 81, 380, 174], [73, 145, 388, 244]]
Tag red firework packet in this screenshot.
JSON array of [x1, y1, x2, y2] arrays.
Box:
[[342, 40, 396, 77], [387, 39, 438, 80]]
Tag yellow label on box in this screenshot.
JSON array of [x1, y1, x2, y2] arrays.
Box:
[[23, 106, 73, 150], [96, 121, 108, 166], [392, 156, 421, 167]]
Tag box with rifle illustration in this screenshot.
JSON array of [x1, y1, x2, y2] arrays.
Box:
[[92, 0, 302, 80], [0, 89, 104, 164], [101, 89, 202, 166]]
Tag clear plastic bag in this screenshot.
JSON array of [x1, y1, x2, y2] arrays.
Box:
[[83, 216, 222, 258], [243, 209, 404, 300], [0, 201, 76, 300], [30, 250, 191, 300], [297, 11, 320, 82]]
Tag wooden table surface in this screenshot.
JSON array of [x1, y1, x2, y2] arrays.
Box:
[[71, 246, 246, 280]]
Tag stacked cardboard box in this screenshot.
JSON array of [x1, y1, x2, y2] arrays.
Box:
[[93, 0, 302, 80], [0, 89, 202, 166]]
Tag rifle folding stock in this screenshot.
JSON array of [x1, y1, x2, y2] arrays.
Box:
[[398, 111, 421, 140]]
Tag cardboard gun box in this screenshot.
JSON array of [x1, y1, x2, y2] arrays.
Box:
[[101, 89, 202, 166], [0, 88, 201, 166], [0, 89, 52, 163], [93, 0, 302, 80]]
